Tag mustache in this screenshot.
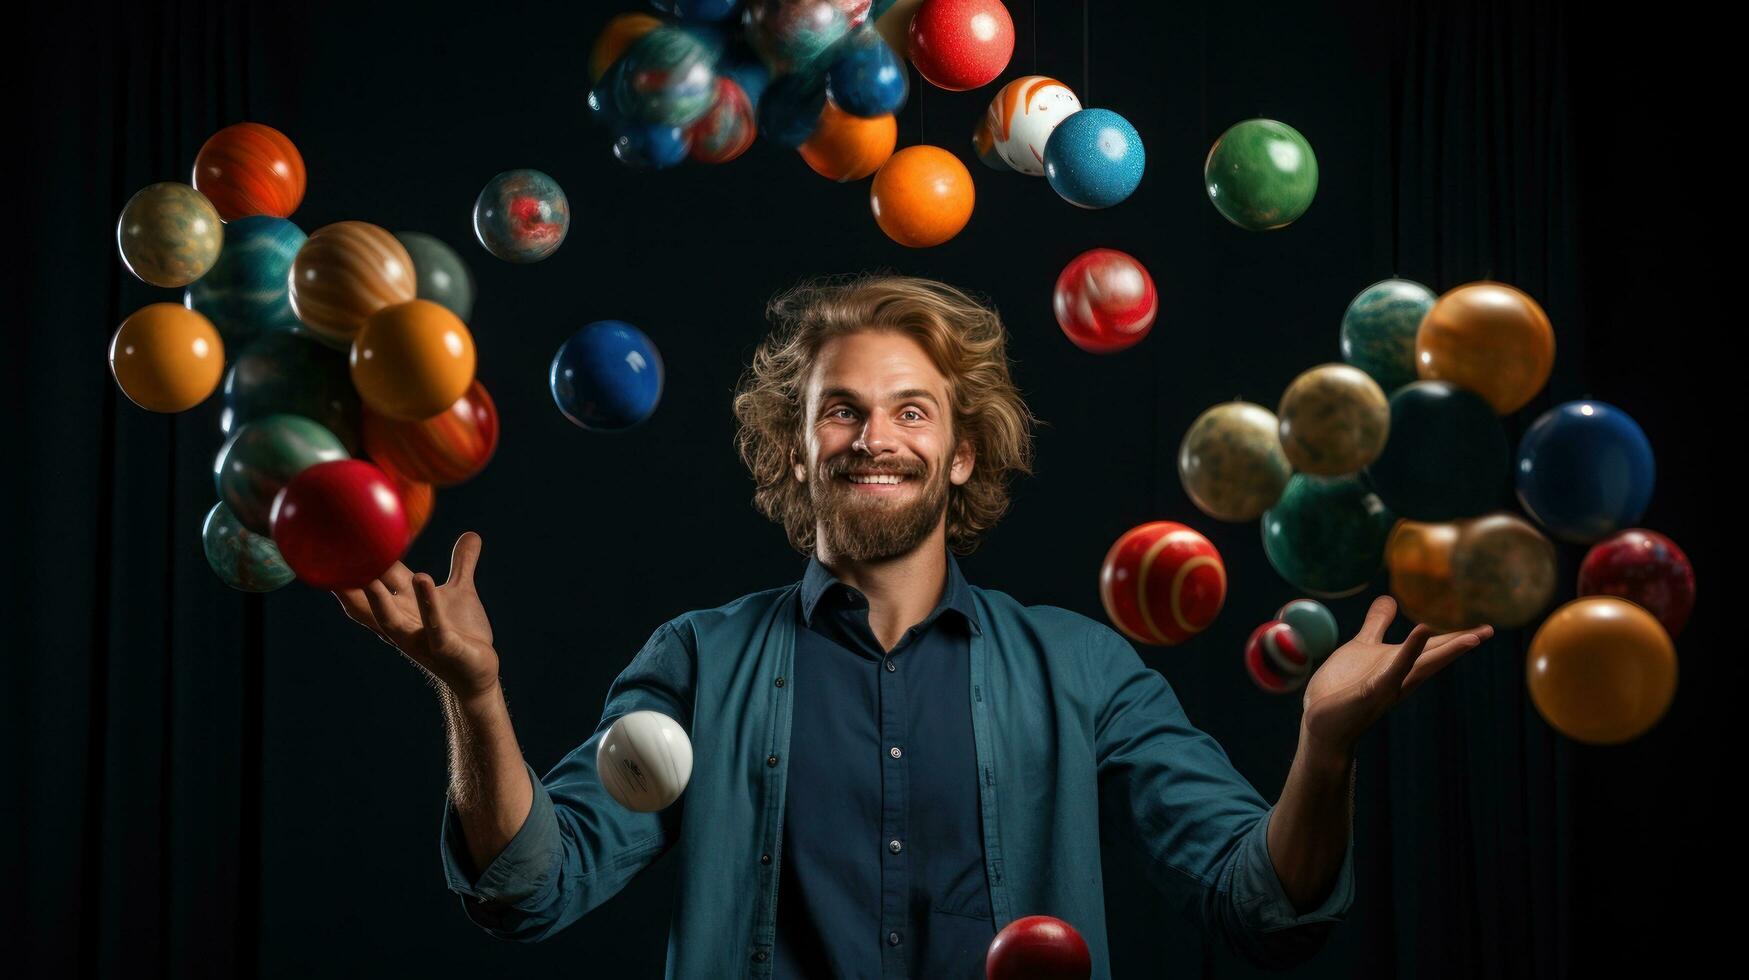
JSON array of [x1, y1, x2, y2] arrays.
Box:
[[825, 459, 925, 478]]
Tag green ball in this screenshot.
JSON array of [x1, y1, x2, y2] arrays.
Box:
[[213, 413, 349, 534], [1340, 279, 1436, 392], [1204, 118, 1319, 231], [1276, 598, 1340, 662], [1261, 475, 1395, 598], [202, 501, 294, 592]]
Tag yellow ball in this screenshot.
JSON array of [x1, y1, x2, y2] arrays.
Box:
[[108, 303, 225, 412], [350, 300, 477, 421], [1527, 596, 1677, 745]]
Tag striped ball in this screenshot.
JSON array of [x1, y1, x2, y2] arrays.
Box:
[[1098, 521, 1227, 646], [193, 122, 307, 221], [1245, 620, 1310, 694], [288, 221, 417, 348], [185, 216, 306, 349], [362, 379, 500, 486]]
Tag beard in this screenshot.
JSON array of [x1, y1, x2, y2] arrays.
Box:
[[810, 453, 951, 562]]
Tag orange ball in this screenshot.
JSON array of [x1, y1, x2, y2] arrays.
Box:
[[108, 303, 225, 413], [382, 466, 435, 545], [290, 221, 418, 349], [870, 145, 975, 247], [590, 12, 662, 81], [1527, 596, 1677, 745], [1386, 518, 1465, 630], [1415, 281, 1555, 415], [192, 122, 307, 222], [800, 104, 897, 182], [351, 300, 478, 421]]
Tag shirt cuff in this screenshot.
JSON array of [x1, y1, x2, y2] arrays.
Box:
[[1233, 802, 1356, 932], [439, 760, 562, 907]]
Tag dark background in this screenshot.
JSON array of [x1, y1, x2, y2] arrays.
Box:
[[4, 0, 1729, 977]]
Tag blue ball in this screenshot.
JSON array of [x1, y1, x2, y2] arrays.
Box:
[[723, 57, 772, 111], [651, 0, 741, 21], [613, 121, 692, 169], [550, 321, 666, 431], [184, 216, 306, 350], [1515, 400, 1656, 544], [826, 28, 907, 117], [758, 69, 827, 147], [588, 61, 627, 127], [1042, 108, 1146, 209]]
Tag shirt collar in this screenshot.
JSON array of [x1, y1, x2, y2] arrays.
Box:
[[799, 550, 983, 636]]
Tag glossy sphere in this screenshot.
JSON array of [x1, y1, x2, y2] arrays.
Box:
[[985, 75, 1081, 176], [473, 170, 570, 263], [875, 0, 925, 55], [1052, 248, 1157, 353], [1178, 402, 1292, 522], [202, 501, 294, 593], [970, 114, 1010, 171], [1277, 363, 1390, 476], [832, 0, 875, 25], [288, 221, 418, 348], [800, 103, 897, 181], [688, 76, 759, 164], [383, 467, 435, 546], [395, 232, 476, 322], [827, 25, 908, 116], [1579, 529, 1695, 638], [1204, 119, 1319, 230], [590, 12, 663, 81], [615, 121, 693, 170], [350, 300, 477, 422], [1527, 597, 1677, 745], [597, 711, 694, 812], [109, 304, 225, 413], [1099, 521, 1227, 646], [907, 0, 1013, 91], [759, 69, 829, 147], [985, 915, 1091, 980], [214, 414, 349, 534], [1385, 519, 1466, 629], [746, 0, 851, 74], [869, 145, 974, 247], [1340, 278, 1436, 392], [1451, 512, 1557, 630], [270, 459, 409, 591], [184, 216, 305, 349], [615, 26, 719, 127], [1043, 109, 1145, 209], [1245, 620, 1310, 694], [1262, 475, 1395, 598], [1415, 282, 1554, 415], [222, 330, 362, 453], [192, 123, 307, 222], [1276, 598, 1340, 663], [363, 379, 499, 487], [551, 321, 666, 431], [1364, 380, 1507, 520], [1515, 401, 1655, 543], [116, 182, 223, 288]]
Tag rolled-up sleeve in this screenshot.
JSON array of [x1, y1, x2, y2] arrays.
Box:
[[1088, 623, 1355, 968], [436, 619, 695, 941]]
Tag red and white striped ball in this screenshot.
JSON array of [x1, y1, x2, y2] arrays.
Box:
[[1053, 248, 1158, 353], [1099, 521, 1227, 646], [1244, 620, 1311, 693]]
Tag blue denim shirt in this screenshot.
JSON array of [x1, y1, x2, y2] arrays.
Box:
[[439, 569, 1357, 978]]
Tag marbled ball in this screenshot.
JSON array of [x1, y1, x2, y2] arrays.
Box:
[[1204, 118, 1319, 231], [745, 0, 851, 74], [1262, 474, 1396, 599], [1340, 278, 1436, 393], [117, 182, 224, 288], [615, 26, 721, 128], [1178, 402, 1292, 522], [1278, 363, 1390, 476], [213, 413, 350, 534], [185, 216, 306, 350], [473, 169, 571, 263], [202, 501, 294, 592]]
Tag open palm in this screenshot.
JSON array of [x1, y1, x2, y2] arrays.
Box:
[[333, 531, 500, 700], [1300, 595, 1495, 754]]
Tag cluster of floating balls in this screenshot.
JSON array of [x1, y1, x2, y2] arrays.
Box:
[[108, 124, 665, 595]]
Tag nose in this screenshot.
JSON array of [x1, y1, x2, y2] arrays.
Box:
[[852, 414, 897, 455]]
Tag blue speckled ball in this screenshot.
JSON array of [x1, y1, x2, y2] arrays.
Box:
[[1043, 108, 1145, 209], [184, 216, 305, 350], [550, 321, 666, 431]]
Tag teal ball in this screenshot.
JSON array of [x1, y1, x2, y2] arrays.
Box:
[[1262, 475, 1395, 598], [202, 501, 294, 592], [184, 216, 306, 351], [1340, 279, 1436, 392]]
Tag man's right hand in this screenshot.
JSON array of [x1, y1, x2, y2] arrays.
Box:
[[334, 531, 501, 702]]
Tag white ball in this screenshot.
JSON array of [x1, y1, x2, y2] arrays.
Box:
[[596, 710, 694, 812], [986, 75, 1083, 176]]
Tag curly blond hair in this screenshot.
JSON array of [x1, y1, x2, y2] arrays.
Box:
[[732, 273, 1040, 557]]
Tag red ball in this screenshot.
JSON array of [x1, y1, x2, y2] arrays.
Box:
[[1244, 620, 1309, 694], [908, 0, 1014, 92], [1099, 521, 1227, 646], [270, 459, 409, 590], [1053, 249, 1158, 353], [986, 915, 1091, 980], [362, 379, 500, 487], [1578, 528, 1695, 638], [193, 122, 307, 221]]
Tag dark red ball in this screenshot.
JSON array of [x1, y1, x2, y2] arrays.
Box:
[[1577, 528, 1695, 637], [986, 914, 1091, 980], [269, 459, 409, 590], [1053, 248, 1158, 353]]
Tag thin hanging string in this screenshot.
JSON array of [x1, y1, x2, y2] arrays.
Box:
[[1082, 0, 1090, 103], [1032, 0, 1038, 72]]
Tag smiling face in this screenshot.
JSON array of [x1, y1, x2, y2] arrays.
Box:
[[793, 329, 975, 563]]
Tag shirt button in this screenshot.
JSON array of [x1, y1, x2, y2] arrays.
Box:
[[885, 659, 896, 672], [753, 950, 768, 962], [767, 755, 779, 767], [761, 853, 771, 865], [889, 746, 902, 759], [888, 931, 901, 946], [774, 676, 785, 688], [889, 839, 902, 854]]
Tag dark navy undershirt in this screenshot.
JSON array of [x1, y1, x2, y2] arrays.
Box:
[[774, 552, 995, 980]]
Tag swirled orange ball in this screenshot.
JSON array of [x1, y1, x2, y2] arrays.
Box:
[[800, 103, 897, 181], [109, 303, 225, 412], [1415, 281, 1555, 415], [350, 300, 477, 421], [1527, 596, 1676, 745], [869, 145, 974, 247], [193, 122, 307, 221]]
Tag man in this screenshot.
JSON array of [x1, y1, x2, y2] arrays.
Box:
[[336, 275, 1492, 978]]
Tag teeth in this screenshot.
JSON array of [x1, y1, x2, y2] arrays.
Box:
[[847, 474, 904, 484]]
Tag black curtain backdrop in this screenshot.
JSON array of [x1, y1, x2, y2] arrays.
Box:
[[6, 1, 1729, 977]]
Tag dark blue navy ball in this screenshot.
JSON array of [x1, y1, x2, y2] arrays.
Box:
[[1515, 400, 1656, 543], [612, 122, 692, 169], [1365, 381, 1508, 521], [825, 28, 907, 117], [550, 321, 666, 431], [758, 69, 827, 148]]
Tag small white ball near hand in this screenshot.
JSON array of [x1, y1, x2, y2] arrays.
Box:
[[596, 710, 693, 812]]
